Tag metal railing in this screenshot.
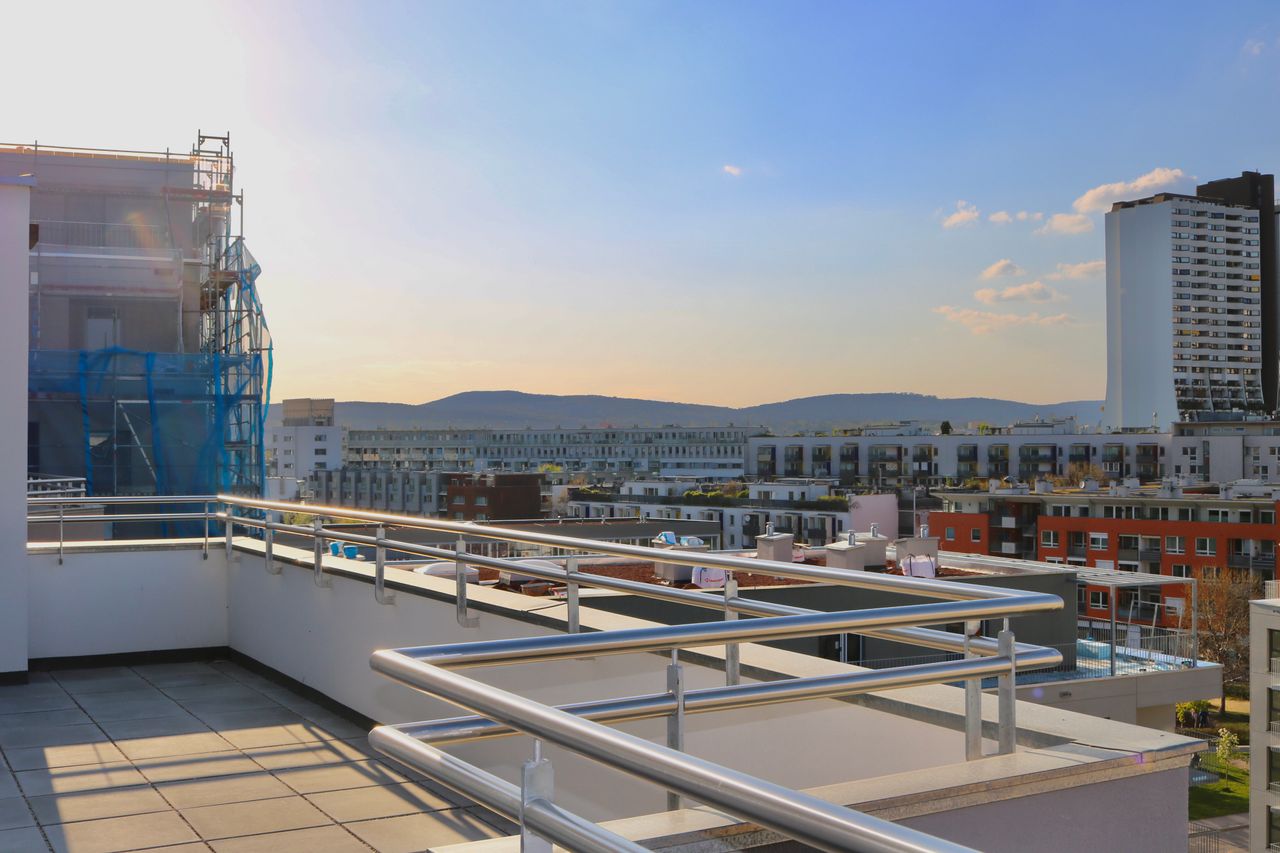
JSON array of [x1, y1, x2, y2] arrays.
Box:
[[30, 493, 1067, 852], [32, 219, 172, 251], [28, 495, 216, 565], [26, 474, 87, 498], [858, 634, 1198, 685]]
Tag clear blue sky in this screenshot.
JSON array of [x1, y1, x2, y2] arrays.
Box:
[[5, 1, 1279, 405]]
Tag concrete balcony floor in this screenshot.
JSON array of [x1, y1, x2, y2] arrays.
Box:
[[0, 661, 511, 853]]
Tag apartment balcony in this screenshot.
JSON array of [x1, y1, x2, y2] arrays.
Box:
[[1068, 544, 1087, 558], [11, 495, 1208, 853], [1138, 548, 1161, 562], [1117, 548, 1139, 562], [1228, 553, 1276, 570], [996, 516, 1016, 528]]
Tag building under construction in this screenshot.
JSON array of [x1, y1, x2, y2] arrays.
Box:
[[3, 133, 271, 496]]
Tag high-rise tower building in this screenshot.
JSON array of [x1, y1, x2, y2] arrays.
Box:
[[1104, 172, 1272, 429]]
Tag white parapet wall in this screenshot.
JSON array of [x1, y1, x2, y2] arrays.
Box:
[[0, 178, 32, 678], [26, 538, 1201, 851]]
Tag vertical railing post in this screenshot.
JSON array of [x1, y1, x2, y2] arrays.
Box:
[[313, 516, 331, 588], [519, 740, 553, 853], [1190, 577, 1199, 666], [224, 502, 234, 560], [202, 501, 209, 560], [375, 525, 394, 605], [455, 535, 478, 627], [724, 574, 740, 686], [666, 649, 685, 811], [1109, 592, 1117, 677], [963, 621, 982, 760], [997, 622, 1016, 755], [57, 501, 64, 565], [264, 510, 280, 575], [565, 555, 579, 633]]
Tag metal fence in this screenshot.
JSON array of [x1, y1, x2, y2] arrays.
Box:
[[29, 493, 1069, 853]]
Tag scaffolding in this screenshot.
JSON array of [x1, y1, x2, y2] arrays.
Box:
[[190, 132, 272, 495], [16, 131, 272, 498]]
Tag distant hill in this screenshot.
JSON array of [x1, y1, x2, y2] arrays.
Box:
[[269, 390, 1104, 433]]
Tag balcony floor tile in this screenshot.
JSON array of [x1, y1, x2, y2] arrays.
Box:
[[0, 663, 512, 852]]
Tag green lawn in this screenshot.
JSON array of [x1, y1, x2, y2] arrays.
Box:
[[1189, 755, 1250, 821]]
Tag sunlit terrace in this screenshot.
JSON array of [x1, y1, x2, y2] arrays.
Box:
[[4, 495, 1206, 852]]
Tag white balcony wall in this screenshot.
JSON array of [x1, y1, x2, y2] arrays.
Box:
[[224, 542, 964, 821], [0, 179, 32, 677], [22, 540, 1197, 850], [28, 544, 229, 658]]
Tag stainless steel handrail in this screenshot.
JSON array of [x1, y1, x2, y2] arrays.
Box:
[[393, 650, 1059, 746], [217, 502, 1054, 662], [371, 648, 977, 853], [29, 494, 1056, 851], [371, 726, 649, 853], [222, 495, 1034, 603]]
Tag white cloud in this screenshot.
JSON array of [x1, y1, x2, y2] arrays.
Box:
[[1036, 213, 1095, 235], [942, 200, 980, 229], [988, 211, 1013, 224], [979, 258, 1025, 280], [1047, 259, 1105, 280], [1072, 167, 1188, 214], [1244, 38, 1265, 56], [1015, 210, 1044, 222], [722, 164, 742, 177], [973, 281, 1067, 304], [934, 305, 1074, 335]]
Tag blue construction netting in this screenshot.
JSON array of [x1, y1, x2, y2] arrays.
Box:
[[29, 347, 269, 496]]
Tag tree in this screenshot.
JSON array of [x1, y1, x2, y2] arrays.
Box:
[[1196, 569, 1259, 711], [1215, 727, 1239, 767], [1046, 462, 1107, 487]]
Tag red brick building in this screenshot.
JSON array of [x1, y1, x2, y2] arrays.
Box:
[[928, 482, 1277, 629], [445, 473, 542, 521]]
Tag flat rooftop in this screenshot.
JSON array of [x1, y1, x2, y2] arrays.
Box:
[[0, 660, 511, 853]]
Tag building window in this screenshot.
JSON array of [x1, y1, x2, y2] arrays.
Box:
[[1041, 530, 1059, 549], [1089, 532, 1108, 551], [1089, 590, 1109, 609], [1171, 564, 1190, 578], [475, 496, 488, 506], [1165, 536, 1185, 555], [452, 495, 465, 505], [314, 448, 327, 456], [315, 434, 328, 442], [944, 527, 955, 540], [970, 528, 981, 542], [1195, 537, 1216, 556], [1202, 565, 1221, 579]]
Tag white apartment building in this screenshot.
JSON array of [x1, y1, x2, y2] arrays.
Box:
[[570, 479, 900, 549], [344, 426, 749, 478], [748, 422, 1280, 486], [265, 398, 343, 499], [1104, 178, 1271, 430], [1250, 589, 1280, 851]]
